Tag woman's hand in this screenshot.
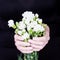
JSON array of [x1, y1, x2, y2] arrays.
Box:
[[14, 25, 50, 53], [28, 25, 50, 51], [14, 34, 33, 53]]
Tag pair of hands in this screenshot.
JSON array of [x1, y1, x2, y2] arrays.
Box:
[[14, 26, 50, 53]]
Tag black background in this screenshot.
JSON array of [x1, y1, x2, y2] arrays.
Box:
[[0, 0, 60, 60]]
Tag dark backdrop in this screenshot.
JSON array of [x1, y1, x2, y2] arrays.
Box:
[[0, 0, 60, 60]]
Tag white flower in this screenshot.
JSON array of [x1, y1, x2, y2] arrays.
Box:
[[17, 29, 26, 35], [22, 29, 26, 32], [17, 31, 22, 35], [22, 11, 34, 20], [22, 17, 31, 25], [30, 21, 37, 27], [35, 13, 39, 18], [28, 21, 37, 28], [27, 25, 31, 31], [8, 20, 14, 27], [18, 21, 26, 30], [27, 21, 37, 31], [33, 24, 45, 32], [22, 32, 30, 40], [36, 18, 42, 23]]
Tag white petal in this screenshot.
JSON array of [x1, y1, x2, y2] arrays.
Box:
[[18, 21, 26, 29], [35, 13, 39, 18], [22, 32, 30, 40], [8, 20, 14, 27], [18, 31, 22, 35], [33, 24, 45, 32], [36, 18, 42, 23], [22, 11, 34, 20]]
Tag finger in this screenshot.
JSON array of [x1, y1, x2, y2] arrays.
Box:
[[14, 34, 24, 41], [31, 44, 43, 49], [47, 36, 50, 41], [45, 32, 50, 41], [33, 36, 50, 42], [45, 25, 50, 36], [28, 40, 44, 45], [45, 26, 50, 39], [43, 40, 48, 47], [15, 41, 30, 47], [20, 50, 33, 54], [39, 41, 48, 50], [16, 46, 33, 51], [33, 37, 46, 42], [33, 48, 41, 51]]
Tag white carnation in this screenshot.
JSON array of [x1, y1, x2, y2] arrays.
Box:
[[22, 32, 30, 40], [36, 18, 42, 23], [35, 13, 39, 18], [22, 11, 34, 21], [27, 25, 31, 31], [17, 31, 22, 35], [22, 17, 31, 25], [18, 21, 26, 30], [33, 24, 45, 32], [17, 29, 26, 35], [27, 21, 37, 31], [30, 21, 37, 28], [8, 20, 14, 27]]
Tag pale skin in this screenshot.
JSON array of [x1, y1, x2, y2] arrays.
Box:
[[14, 26, 50, 53]]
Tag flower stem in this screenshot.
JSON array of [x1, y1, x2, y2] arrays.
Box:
[[24, 52, 38, 60], [34, 51, 38, 60], [18, 53, 23, 60], [24, 54, 31, 60]]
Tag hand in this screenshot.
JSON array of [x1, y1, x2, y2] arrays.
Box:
[[14, 25, 50, 53], [28, 26, 50, 51], [14, 34, 33, 53]]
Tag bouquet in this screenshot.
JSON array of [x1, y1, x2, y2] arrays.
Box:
[[8, 11, 47, 60]]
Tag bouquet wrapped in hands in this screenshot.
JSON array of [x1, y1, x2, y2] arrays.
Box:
[[8, 11, 48, 60]]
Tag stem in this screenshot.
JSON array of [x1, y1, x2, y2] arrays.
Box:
[[27, 54, 31, 60], [18, 53, 23, 60], [34, 51, 38, 60], [24, 53, 34, 60], [18, 51, 39, 60], [24, 52, 38, 60], [24, 54, 27, 60]]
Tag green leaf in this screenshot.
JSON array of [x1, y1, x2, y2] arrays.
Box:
[[28, 29, 33, 35], [32, 32, 37, 37]]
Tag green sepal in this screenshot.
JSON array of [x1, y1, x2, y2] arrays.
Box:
[[15, 29, 19, 34], [16, 22, 19, 28], [12, 25, 16, 29]]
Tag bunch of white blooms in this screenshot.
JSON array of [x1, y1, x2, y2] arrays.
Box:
[[8, 11, 46, 40], [22, 11, 34, 20], [8, 11, 47, 60]]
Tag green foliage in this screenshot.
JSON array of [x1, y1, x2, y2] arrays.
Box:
[[16, 22, 19, 28]]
